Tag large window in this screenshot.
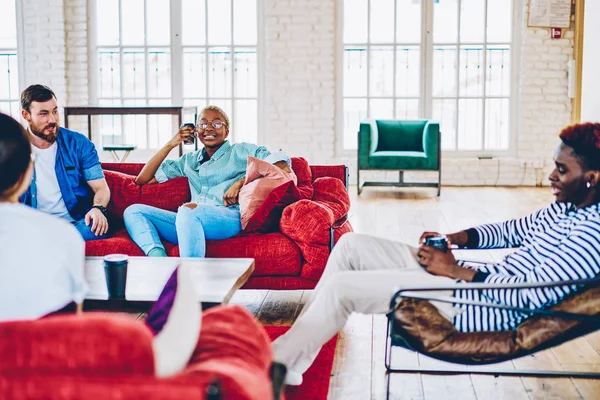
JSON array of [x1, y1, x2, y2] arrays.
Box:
[[0, 0, 19, 118], [93, 0, 258, 148], [342, 0, 516, 153]]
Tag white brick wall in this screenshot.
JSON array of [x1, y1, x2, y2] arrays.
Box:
[[21, 0, 68, 107], [19, 0, 575, 186], [263, 0, 336, 165]]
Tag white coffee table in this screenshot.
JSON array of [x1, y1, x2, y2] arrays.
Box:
[[84, 257, 254, 310]]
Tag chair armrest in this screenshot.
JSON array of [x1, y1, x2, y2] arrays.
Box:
[[389, 277, 600, 322], [423, 121, 440, 165], [358, 120, 378, 164], [0, 313, 155, 376]]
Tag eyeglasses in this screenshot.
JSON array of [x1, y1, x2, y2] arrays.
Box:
[[197, 121, 225, 130]]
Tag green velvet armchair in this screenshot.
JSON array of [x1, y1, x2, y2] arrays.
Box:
[[357, 120, 441, 196]]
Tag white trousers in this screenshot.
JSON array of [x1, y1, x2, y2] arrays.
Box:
[[272, 233, 463, 375]]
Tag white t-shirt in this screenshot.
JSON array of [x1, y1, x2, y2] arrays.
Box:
[[0, 203, 87, 321], [31, 143, 74, 222]]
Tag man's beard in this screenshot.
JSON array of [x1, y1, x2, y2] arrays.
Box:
[[30, 123, 58, 144]]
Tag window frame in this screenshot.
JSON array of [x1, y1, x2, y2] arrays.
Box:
[[336, 0, 522, 158], [0, 0, 25, 119], [88, 0, 263, 148]]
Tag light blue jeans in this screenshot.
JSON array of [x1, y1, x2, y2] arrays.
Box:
[[123, 203, 242, 257]]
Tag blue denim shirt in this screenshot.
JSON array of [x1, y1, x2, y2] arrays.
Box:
[[155, 141, 290, 207], [20, 127, 105, 221]]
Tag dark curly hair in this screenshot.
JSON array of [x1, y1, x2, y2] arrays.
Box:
[[0, 113, 31, 197], [559, 122, 600, 171]]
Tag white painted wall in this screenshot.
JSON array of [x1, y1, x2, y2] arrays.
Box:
[[18, 0, 575, 186], [580, 0, 600, 122]]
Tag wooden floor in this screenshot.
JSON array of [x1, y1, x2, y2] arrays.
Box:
[[229, 186, 600, 400]]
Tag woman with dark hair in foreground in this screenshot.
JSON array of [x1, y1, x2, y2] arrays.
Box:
[[0, 113, 86, 321], [274, 123, 600, 386]]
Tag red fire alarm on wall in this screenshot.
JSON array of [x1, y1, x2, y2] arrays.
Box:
[[551, 27, 563, 39]]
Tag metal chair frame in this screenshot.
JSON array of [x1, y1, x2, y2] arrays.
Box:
[[384, 277, 600, 399]]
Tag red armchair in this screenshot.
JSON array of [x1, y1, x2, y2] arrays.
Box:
[[0, 305, 275, 400], [86, 158, 353, 290]]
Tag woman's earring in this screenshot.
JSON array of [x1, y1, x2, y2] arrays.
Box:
[[587, 182, 592, 189]]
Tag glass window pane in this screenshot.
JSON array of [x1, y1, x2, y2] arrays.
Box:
[[485, 99, 509, 150], [395, 99, 419, 120], [0, 55, 9, 99], [234, 99, 257, 143], [487, 0, 512, 43], [457, 98, 483, 150], [370, 0, 394, 43], [433, 0, 458, 44], [147, 49, 171, 98], [98, 99, 122, 147], [459, 45, 484, 97], [396, 0, 421, 43], [370, 99, 394, 119], [234, 0, 257, 45], [147, 0, 171, 46], [486, 46, 511, 97], [122, 50, 146, 98], [344, 0, 368, 43], [344, 98, 367, 150], [344, 47, 367, 97], [370, 46, 394, 97], [183, 49, 207, 98], [98, 51, 121, 98], [433, 99, 456, 151], [234, 48, 257, 98], [208, 0, 231, 45], [396, 47, 420, 97], [432, 46, 457, 97], [0, 0, 17, 47], [208, 47, 232, 98], [182, 0, 206, 45], [122, 0, 145, 46], [96, 0, 119, 46], [460, 0, 484, 43], [8, 54, 18, 99]]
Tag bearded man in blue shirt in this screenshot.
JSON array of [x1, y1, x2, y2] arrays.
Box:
[[19, 85, 111, 241], [123, 105, 290, 258]]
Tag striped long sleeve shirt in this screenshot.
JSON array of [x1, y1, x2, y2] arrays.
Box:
[[453, 202, 600, 333]]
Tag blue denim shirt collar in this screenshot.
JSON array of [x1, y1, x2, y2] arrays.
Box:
[[196, 140, 232, 164]]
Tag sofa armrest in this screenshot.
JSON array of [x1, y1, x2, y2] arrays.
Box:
[[0, 313, 155, 376], [423, 121, 440, 168], [280, 177, 352, 280], [359, 120, 378, 166]]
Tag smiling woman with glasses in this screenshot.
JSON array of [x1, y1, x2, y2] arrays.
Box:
[[122, 105, 292, 258], [0, 113, 87, 321]]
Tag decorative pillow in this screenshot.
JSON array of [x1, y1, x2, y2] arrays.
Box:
[[141, 176, 191, 212], [103, 170, 141, 220], [145, 264, 201, 377], [239, 156, 298, 230]]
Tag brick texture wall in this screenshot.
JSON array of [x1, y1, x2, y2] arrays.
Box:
[[20, 0, 574, 186]]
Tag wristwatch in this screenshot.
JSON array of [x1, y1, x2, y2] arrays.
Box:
[[92, 205, 108, 217]]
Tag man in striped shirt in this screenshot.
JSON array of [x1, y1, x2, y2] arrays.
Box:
[[273, 123, 600, 386]]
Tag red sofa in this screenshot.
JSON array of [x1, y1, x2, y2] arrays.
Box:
[[86, 158, 353, 290], [0, 305, 276, 399]]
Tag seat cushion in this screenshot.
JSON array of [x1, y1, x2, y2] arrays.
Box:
[[392, 285, 600, 364], [368, 151, 435, 170], [168, 233, 303, 276], [85, 228, 145, 256]]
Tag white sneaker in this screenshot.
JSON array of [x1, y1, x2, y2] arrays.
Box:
[[285, 369, 303, 386]]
